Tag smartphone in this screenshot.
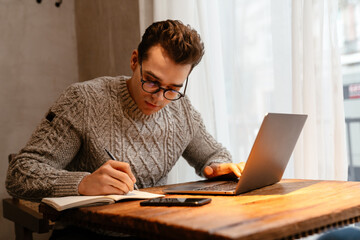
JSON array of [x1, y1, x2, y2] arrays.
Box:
[[140, 198, 211, 207]]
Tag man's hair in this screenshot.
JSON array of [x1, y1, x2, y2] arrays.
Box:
[[138, 20, 205, 70]]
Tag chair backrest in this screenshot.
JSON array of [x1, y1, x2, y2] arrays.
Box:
[[3, 153, 53, 238]]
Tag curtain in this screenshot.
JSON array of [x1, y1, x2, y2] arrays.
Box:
[[151, 0, 347, 183], [292, 0, 347, 180]]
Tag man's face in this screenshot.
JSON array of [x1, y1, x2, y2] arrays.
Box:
[[127, 45, 191, 115]]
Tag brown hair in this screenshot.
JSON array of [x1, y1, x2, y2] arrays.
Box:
[[138, 20, 205, 71]]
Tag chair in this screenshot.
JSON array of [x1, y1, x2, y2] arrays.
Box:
[[2, 154, 54, 240]]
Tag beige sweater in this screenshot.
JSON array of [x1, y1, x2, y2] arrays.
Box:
[[6, 76, 231, 201]]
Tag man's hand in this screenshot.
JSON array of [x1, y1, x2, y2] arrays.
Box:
[[203, 162, 246, 179], [78, 160, 136, 195]]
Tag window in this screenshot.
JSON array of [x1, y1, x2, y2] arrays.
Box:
[[339, 0, 360, 181]]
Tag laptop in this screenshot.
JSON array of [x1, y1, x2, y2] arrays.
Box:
[[163, 113, 307, 195]]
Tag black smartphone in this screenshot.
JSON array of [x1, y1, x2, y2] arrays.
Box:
[[140, 198, 211, 207]]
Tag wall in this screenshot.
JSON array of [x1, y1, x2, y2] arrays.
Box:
[[0, 0, 140, 239], [0, 0, 78, 239], [75, 0, 140, 81]]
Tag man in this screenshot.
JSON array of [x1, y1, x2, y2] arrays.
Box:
[[6, 20, 243, 201]]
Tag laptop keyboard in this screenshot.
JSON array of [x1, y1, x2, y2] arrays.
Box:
[[194, 181, 238, 191]]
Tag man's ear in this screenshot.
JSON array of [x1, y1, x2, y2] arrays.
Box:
[[130, 50, 139, 72]]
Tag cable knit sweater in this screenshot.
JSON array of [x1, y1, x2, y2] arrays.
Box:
[[6, 76, 232, 201]]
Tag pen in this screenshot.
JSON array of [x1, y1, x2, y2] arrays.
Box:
[[104, 148, 139, 191]]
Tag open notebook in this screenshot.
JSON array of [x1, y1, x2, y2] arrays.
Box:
[[163, 113, 307, 195], [42, 190, 164, 211]]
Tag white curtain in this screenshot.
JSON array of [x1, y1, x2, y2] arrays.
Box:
[[151, 0, 347, 183], [292, 0, 347, 180]]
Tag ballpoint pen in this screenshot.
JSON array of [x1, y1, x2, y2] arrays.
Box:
[[104, 148, 139, 191]]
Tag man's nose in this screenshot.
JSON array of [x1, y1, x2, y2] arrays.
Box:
[[152, 89, 165, 101]]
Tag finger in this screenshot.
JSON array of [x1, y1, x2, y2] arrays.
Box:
[[100, 162, 135, 191], [107, 168, 134, 191], [237, 162, 246, 173], [108, 160, 137, 183], [79, 173, 129, 195], [203, 166, 214, 177], [210, 163, 232, 176], [102, 182, 128, 195], [105, 175, 131, 194], [98, 172, 132, 194], [229, 164, 242, 178], [204, 163, 231, 178]]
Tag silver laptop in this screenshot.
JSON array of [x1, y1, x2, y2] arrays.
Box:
[[163, 113, 307, 195]]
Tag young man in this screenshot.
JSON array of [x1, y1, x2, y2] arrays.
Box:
[[6, 20, 243, 201]]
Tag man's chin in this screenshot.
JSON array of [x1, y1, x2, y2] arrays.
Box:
[[141, 101, 163, 115]]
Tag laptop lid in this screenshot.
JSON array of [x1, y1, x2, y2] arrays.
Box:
[[163, 113, 307, 195]]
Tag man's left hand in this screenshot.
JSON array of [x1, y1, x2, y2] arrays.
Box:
[[203, 162, 245, 179]]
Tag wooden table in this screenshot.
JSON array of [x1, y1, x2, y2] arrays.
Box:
[[40, 179, 360, 240]]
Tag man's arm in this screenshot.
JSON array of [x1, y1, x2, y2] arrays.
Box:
[[182, 125, 245, 179], [180, 97, 247, 179], [6, 84, 88, 201], [180, 99, 245, 178]]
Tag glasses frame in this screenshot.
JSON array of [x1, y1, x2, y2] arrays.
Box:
[[139, 63, 188, 101]]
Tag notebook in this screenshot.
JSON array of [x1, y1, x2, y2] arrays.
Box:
[[163, 113, 307, 195]]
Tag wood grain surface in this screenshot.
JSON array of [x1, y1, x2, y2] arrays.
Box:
[[40, 179, 360, 240]]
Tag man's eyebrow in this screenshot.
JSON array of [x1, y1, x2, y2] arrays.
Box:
[[144, 70, 161, 81], [144, 70, 184, 88]]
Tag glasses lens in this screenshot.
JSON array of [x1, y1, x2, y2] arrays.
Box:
[[164, 90, 182, 100], [142, 80, 183, 101], [142, 81, 159, 93]]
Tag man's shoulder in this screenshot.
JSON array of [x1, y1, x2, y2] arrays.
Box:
[[167, 96, 201, 120], [64, 76, 129, 100], [71, 76, 129, 90]]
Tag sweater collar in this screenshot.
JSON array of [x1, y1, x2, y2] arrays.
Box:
[[118, 77, 164, 120]]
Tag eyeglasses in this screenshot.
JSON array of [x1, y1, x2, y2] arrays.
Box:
[[140, 63, 188, 101]]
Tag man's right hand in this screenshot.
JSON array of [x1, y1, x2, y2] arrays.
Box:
[[78, 160, 137, 195]]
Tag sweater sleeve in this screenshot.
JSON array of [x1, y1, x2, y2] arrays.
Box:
[[181, 99, 232, 177], [6, 84, 90, 201]]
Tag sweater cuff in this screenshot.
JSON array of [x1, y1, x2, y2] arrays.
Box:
[[53, 172, 90, 197]]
